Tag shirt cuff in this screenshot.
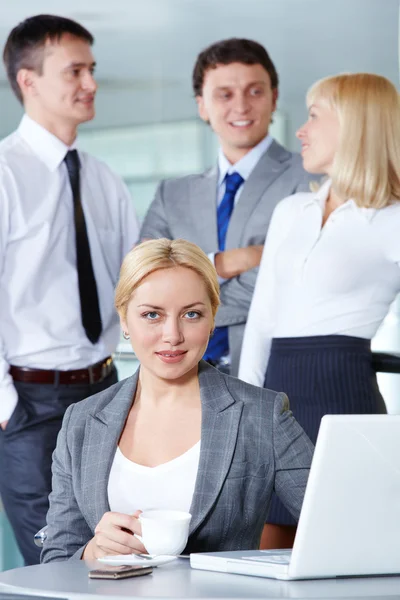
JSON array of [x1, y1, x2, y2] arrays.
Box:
[[0, 382, 18, 423], [207, 252, 228, 285]]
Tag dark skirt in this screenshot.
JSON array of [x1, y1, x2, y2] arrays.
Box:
[[264, 334, 386, 526]]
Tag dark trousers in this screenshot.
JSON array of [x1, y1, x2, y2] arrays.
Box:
[[0, 367, 118, 565]]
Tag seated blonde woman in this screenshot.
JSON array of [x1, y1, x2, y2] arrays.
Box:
[[41, 239, 313, 563]]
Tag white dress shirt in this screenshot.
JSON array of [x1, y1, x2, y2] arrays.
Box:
[[216, 133, 273, 205], [0, 115, 140, 422], [239, 179, 400, 387], [209, 134, 273, 276], [108, 442, 200, 515]]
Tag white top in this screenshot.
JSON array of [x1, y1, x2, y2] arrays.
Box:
[[238, 179, 400, 387], [0, 115, 140, 422], [108, 442, 200, 514], [216, 133, 273, 206]]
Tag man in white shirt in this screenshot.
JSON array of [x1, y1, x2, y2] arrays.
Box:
[[140, 38, 315, 376], [0, 14, 139, 564]]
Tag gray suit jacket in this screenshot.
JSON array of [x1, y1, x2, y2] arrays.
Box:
[[140, 141, 316, 375], [41, 362, 313, 563]]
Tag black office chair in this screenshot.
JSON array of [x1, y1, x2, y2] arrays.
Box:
[[34, 525, 47, 547], [372, 351, 400, 374]]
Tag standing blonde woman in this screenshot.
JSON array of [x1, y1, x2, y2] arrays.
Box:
[[239, 73, 400, 548], [41, 238, 313, 563]]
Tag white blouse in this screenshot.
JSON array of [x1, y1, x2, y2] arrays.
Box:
[[107, 442, 200, 515], [239, 180, 400, 387]]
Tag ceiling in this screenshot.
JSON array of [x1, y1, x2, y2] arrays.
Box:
[[0, 0, 398, 143]]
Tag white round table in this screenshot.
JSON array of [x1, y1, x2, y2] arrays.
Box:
[[1, 559, 400, 600]]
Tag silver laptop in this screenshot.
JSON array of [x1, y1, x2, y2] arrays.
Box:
[[190, 414, 400, 580]]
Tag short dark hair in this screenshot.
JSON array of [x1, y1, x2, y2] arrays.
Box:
[[192, 38, 279, 97], [3, 14, 94, 104]]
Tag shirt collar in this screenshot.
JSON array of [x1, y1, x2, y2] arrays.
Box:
[[304, 178, 376, 222], [218, 134, 273, 186], [17, 114, 78, 172], [303, 178, 331, 209]]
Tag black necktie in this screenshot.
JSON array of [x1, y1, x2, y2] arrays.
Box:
[[64, 150, 102, 344]]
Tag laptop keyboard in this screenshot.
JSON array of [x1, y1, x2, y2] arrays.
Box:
[[246, 551, 292, 565]]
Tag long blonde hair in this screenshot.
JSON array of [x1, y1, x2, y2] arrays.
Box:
[[307, 73, 400, 208], [115, 238, 220, 321]]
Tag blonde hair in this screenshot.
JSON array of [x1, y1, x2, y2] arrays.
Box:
[[115, 238, 220, 321], [306, 73, 400, 208]]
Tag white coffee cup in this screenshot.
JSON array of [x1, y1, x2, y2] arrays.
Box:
[[138, 509, 192, 556]]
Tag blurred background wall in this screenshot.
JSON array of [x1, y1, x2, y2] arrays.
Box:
[[0, 0, 399, 570]]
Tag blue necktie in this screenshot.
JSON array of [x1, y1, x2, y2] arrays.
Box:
[[204, 171, 244, 363]]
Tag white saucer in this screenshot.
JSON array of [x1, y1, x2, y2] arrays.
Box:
[[98, 554, 178, 567]]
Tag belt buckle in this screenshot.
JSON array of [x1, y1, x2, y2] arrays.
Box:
[[101, 357, 113, 382], [88, 365, 96, 385], [88, 357, 112, 384]]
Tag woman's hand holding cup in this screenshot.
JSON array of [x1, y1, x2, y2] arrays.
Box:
[[83, 510, 146, 560]]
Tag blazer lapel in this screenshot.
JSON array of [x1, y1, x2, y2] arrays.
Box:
[[190, 167, 219, 251], [81, 371, 139, 529], [80, 361, 243, 535], [226, 140, 293, 249], [189, 362, 243, 535]]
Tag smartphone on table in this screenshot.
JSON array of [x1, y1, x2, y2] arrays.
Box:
[[88, 564, 153, 579]]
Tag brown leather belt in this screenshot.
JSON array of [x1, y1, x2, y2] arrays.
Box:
[[9, 356, 114, 385]]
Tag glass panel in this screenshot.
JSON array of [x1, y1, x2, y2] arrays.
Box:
[[78, 120, 207, 179], [154, 121, 205, 175], [125, 180, 159, 222], [114, 355, 140, 380], [0, 503, 23, 571], [79, 128, 156, 178]]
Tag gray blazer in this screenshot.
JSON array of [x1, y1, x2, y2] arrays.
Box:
[[140, 141, 316, 375], [41, 362, 313, 563]]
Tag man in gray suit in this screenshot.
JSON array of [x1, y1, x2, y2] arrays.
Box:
[[140, 38, 314, 375]]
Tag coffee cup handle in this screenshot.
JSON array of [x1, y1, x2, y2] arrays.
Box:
[[134, 517, 145, 547], [135, 533, 153, 556]]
